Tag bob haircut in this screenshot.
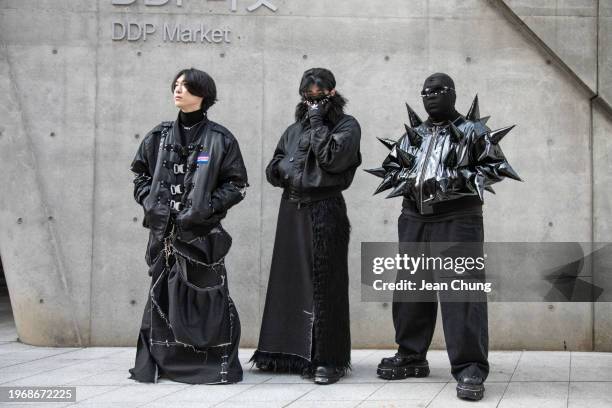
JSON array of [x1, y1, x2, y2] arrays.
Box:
[[298, 67, 336, 95], [171, 68, 217, 112]]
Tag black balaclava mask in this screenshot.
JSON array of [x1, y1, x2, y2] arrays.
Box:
[[421, 73, 460, 124], [295, 67, 347, 125]]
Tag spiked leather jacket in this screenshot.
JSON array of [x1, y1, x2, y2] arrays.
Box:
[[265, 113, 362, 203], [368, 99, 521, 215], [131, 117, 248, 245]]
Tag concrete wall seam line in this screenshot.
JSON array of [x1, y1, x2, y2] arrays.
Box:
[[496, 0, 600, 100]]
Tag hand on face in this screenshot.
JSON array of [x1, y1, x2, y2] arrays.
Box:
[[302, 85, 336, 108]]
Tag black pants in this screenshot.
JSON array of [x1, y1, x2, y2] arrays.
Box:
[[393, 211, 489, 381]]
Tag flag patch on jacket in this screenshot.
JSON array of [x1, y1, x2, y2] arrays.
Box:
[[197, 154, 210, 164]]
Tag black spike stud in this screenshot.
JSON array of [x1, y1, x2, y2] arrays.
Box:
[[489, 125, 516, 144], [449, 123, 464, 143], [382, 156, 401, 171], [404, 124, 423, 147], [474, 173, 485, 201], [374, 173, 396, 195], [479, 116, 491, 125], [364, 167, 387, 178], [377, 137, 397, 150], [396, 148, 415, 169], [485, 185, 496, 194], [386, 180, 408, 199], [497, 162, 522, 181], [405, 103, 423, 128], [466, 94, 480, 121]]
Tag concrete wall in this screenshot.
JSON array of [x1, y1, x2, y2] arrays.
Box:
[[0, 0, 610, 350]]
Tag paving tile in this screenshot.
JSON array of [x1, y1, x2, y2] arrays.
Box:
[[70, 403, 139, 408], [63, 369, 140, 386], [351, 349, 377, 363], [487, 351, 521, 382], [366, 382, 446, 401], [49, 348, 125, 360], [0, 367, 45, 384], [225, 383, 316, 402], [341, 363, 389, 384], [215, 402, 291, 408], [3, 361, 127, 386], [570, 352, 612, 381], [498, 381, 569, 408], [263, 373, 317, 384], [240, 367, 274, 384], [143, 403, 217, 408], [288, 400, 360, 407], [153, 383, 255, 403], [568, 382, 612, 408], [298, 383, 384, 401], [78, 383, 188, 404], [0, 346, 610, 407], [428, 381, 506, 407], [0, 404, 72, 408], [357, 401, 428, 408], [511, 351, 570, 382], [71, 385, 122, 402]]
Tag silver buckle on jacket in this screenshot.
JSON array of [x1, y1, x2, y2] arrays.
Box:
[[173, 164, 185, 174], [169, 200, 183, 211], [170, 184, 183, 195]]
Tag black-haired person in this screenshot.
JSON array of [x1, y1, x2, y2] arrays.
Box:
[[251, 68, 362, 385], [128, 68, 248, 384]]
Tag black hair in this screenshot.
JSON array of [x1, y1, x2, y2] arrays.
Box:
[[298, 67, 337, 95], [171, 68, 217, 112], [295, 68, 347, 126]]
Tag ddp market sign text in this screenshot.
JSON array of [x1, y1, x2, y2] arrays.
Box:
[[111, 0, 279, 43]]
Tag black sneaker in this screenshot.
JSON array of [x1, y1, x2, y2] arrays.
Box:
[[456, 376, 485, 401], [377, 354, 430, 380], [313, 365, 345, 385]]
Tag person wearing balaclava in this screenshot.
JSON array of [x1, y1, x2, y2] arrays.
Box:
[[250, 68, 362, 385], [366, 73, 521, 401]]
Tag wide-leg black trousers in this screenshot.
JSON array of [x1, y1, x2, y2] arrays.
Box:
[[392, 211, 489, 381]]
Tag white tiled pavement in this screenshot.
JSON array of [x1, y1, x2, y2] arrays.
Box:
[[1, 299, 612, 407]]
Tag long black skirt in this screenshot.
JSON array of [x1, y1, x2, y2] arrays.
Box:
[[251, 194, 351, 372], [129, 226, 243, 384]]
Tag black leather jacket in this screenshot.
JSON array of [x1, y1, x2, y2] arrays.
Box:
[[368, 105, 521, 216], [131, 116, 248, 246], [265, 114, 361, 202]]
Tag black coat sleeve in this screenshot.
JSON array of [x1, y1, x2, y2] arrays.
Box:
[[308, 112, 361, 174], [210, 135, 249, 215], [265, 129, 288, 187], [130, 126, 161, 205]]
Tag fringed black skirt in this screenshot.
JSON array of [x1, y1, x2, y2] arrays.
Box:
[[251, 194, 351, 372]]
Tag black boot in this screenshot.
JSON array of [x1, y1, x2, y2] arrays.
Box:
[[313, 365, 345, 385], [377, 353, 430, 380], [456, 376, 485, 401]]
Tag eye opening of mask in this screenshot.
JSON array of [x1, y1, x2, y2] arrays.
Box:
[[420, 86, 455, 98]]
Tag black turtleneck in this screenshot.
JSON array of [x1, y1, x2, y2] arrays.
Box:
[[180, 108, 205, 127], [178, 108, 206, 146]]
